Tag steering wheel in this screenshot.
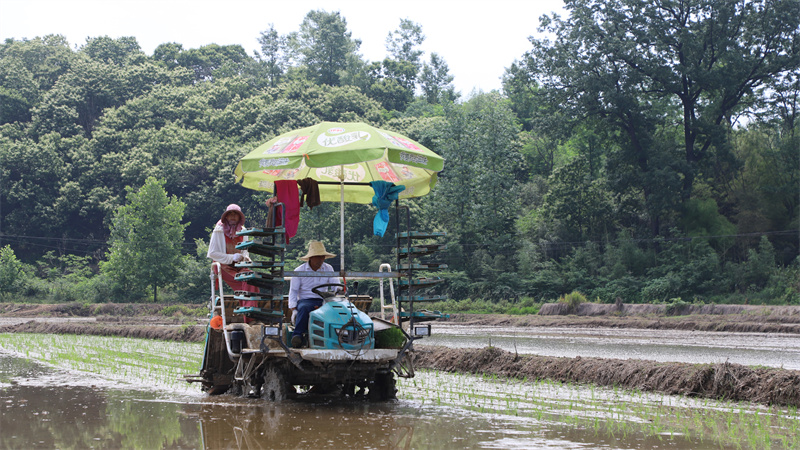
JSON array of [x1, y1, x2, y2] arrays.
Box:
[[312, 283, 346, 299]]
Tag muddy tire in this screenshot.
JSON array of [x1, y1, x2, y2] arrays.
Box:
[[206, 384, 229, 395], [369, 371, 397, 401], [229, 381, 243, 397], [262, 366, 288, 401]]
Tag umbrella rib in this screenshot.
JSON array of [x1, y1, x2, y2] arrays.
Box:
[[316, 181, 371, 186]]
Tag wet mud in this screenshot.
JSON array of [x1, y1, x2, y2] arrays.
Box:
[[2, 302, 800, 407]]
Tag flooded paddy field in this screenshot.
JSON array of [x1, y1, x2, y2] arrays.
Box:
[[1, 333, 798, 449], [419, 323, 800, 370]]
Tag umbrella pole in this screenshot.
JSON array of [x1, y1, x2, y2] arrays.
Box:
[[340, 177, 345, 273]]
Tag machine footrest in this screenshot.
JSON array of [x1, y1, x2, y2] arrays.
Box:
[[235, 261, 285, 271], [397, 244, 447, 259], [396, 231, 447, 240], [233, 293, 285, 302], [236, 227, 286, 237], [233, 307, 283, 324], [397, 263, 448, 270], [398, 310, 449, 322], [234, 272, 285, 289], [235, 240, 285, 256], [397, 277, 443, 287], [397, 295, 447, 302]]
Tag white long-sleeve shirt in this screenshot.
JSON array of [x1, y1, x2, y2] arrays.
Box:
[[206, 224, 249, 265], [288, 261, 339, 309]]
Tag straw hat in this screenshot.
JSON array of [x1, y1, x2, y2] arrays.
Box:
[[300, 240, 336, 261]]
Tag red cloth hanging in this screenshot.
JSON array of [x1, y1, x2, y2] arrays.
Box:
[[275, 180, 299, 242]]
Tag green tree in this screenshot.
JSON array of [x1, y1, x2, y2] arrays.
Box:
[[102, 177, 187, 302], [257, 24, 290, 88], [513, 0, 800, 236], [728, 124, 799, 264], [419, 53, 457, 104], [535, 155, 615, 244], [174, 44, 250, 82], [81, 36, 144, 66], [152, 42, 184, 69], [0, 35, 74, 91], [31, 53, 181, 138], [290, 10, 362, 86], [0, 245, 27, 295], [385, 19, 425, 69], [362, 58, 417, 111], [432, 94, 522, 283], [0, 57, 39, 124], [0, 133, 71, 240]]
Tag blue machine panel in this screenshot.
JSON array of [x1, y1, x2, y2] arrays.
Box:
[[308, 301, 375, 350]]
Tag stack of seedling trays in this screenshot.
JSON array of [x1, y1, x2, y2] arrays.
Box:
[[395, 231, 449, 323], [232, 226, 286, 325]]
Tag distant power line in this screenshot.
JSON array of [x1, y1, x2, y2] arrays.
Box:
[[1, 228, 795, 256]]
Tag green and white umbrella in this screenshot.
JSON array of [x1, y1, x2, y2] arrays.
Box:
[[234, 121, 444, 269], [234, 121, 444, 204]]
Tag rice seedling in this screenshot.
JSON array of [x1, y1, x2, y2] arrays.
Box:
[[398, 368, 799, 449], [0, 333, 202, 394]]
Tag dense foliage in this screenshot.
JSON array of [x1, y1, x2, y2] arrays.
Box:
[[1, 3, 798, 305]]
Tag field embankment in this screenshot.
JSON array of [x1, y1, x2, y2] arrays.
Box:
[[450, 303, 800, 334], [0, 302, 207, 341], [0, 320, 206, 342]]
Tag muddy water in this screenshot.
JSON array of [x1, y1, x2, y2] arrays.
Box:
[[0, 353, 768, 449], [419, 324, 800, 370], [0, 354, 701, 450]]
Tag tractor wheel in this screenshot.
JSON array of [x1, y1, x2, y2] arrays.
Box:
[[369, 371, 397, 401], [262, 366, 288, 401], [229, 381, 243, 397]]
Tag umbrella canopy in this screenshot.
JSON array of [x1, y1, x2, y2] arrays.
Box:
[[234, 121, 444, 204]]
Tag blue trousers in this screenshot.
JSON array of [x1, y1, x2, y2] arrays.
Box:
[[292, 298, 323, 339]]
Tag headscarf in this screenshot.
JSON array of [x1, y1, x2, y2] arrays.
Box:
[[217, 204, 245, 239]]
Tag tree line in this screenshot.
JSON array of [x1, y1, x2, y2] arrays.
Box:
[[1, 1, 798, 306]]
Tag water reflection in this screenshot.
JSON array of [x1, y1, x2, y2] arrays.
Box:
[[195, 401, 417, 449], [1, 386, 200, 448], [192, 398, 712, 449]]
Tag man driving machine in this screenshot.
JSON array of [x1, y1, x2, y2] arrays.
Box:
[[288, 240, 340, 348]]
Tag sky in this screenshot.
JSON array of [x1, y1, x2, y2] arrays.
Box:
[[0, 0, 565, 95]]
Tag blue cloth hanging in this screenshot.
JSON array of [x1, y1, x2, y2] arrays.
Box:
[[370, 181, 405, 237]]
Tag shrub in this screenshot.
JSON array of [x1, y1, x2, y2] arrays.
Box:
[[507, 297, 542, 315], [665, 297, 690, 315], [0, 245, 28, 296], [161, 305, 205, 317], [641, 274, 682, 303], [559, 290, 587, 313]]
